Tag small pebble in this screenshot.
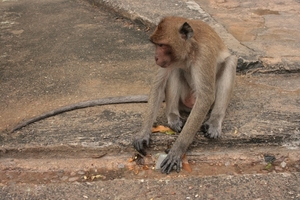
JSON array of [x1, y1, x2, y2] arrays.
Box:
[[239, 156, 247, 160], [61, 176, 68, 181], [155, 153, 167, 169], [280, 161, 287, 168], [118, 164, 125, 169], [225, 161, 230, 166], [68, 177, 79, 182], [77, 170, 85, 175], [70, 172, 76, 176]]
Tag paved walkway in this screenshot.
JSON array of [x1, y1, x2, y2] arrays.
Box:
[[194, 0, 300, 71], [93, 0, 300, 71]]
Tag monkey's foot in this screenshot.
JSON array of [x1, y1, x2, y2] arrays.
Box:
[[167, 116, 183, 133], [201, 123, 222, 139]]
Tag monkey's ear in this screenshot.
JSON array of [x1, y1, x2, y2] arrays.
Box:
[[179, 22, 194, 40]]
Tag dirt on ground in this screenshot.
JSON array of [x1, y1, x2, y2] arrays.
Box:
[[0, 0, 299, 199]]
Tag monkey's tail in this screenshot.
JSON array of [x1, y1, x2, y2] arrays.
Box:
[[11, 95, 148, 133]]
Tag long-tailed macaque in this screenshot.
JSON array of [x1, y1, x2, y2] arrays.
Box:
[[133, 16, 237, 174]]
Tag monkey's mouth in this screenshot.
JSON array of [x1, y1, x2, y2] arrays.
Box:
[[155, 57, 167, 68], [157, 61, 169, 68], [159, 64, 168, 68]]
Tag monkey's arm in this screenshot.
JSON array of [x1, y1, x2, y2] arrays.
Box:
[[161, 65, 215, 174], [133, 68, 170, 155], [160, 98, 212, 174], [11, 95, 148, 133]]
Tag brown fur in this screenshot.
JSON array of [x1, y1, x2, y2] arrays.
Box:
[[133, 16, 237, 174]]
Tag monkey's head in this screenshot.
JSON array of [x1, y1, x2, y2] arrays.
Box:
[[150, 17, 195, 68]]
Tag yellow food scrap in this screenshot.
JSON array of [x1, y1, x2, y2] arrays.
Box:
[[151, 125, 176, 135]]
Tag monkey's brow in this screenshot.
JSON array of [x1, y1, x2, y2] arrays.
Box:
[[149, 39, 167, 46]]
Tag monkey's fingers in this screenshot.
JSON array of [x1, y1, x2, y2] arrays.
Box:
[[132, 140, 143, 153], [139, 149, 147, 156], [160, 156, 179, 174], [160, 159, 172, 174], [133, 139, 149, 156]]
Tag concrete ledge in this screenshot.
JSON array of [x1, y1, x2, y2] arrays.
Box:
[[88, 0, 260, 70]]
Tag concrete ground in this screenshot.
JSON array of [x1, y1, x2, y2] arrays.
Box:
[[0, 0, 299, 199]]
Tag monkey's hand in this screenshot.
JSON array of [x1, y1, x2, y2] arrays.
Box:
[[160, 150, 182, 174], [133, 131, 150, 156]]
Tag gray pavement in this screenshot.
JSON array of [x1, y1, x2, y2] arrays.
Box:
[[195, 0, 300, 71], [91, 0, 300, 71], [1, 172, 299, 199], [0, 0, 300, 199]]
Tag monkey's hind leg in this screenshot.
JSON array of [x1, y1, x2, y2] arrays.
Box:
[[165, 69, 186, 132], [203, 55, 237, 138]]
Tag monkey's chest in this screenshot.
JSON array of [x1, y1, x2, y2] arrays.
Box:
[[180, 69, 196, 108], [180, 69, 194, 89]]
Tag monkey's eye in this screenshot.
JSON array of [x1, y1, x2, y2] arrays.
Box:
[[158, 44, 164, 47]]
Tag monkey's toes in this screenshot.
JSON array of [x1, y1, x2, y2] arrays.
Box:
[[168, 119, 183, 133], [201, 123, 209, 133], [201, 123, 222, 139]]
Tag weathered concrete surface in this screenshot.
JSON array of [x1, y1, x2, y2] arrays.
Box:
[[90, 0, 300, 71], [195, 0, 300, 71], [0, 0, 154, 133], [1, 172, 300, 199], [2, 74, 300, 152], [88, 0, 258, 69], [0, 0, 300, 199]]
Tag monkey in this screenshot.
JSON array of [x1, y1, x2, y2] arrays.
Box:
[[10, 95, 148, 133], [133, 16, 237, 174]]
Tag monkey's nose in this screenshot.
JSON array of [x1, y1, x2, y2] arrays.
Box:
[[155, 57, 158, 62]]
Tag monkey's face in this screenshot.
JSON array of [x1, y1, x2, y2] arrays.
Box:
[[153, 43, 173, 68], [150, 17, 193, 68]]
